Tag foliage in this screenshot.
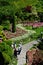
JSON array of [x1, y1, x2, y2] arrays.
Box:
[[37, 39, 43, 50], [38, 12, 43, 22], [2, 52, 11, 64], [16, 0, 43, 21], [0, 25, 3, 31], [0, 42, 13, 57], [0, 0, 16, 32], [0, 0, 43, 21], [0, 0, 43, 32], [5, 40, 12, 46], [0, 30, 6, 41], [0, 42, 13, 65], [9, 58, 17, 65], [25, 25, 43, 39], [2, 20, 10, 30], [0, 0, 15, 15]]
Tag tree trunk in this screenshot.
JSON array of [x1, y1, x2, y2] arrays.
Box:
[[12, 16, 16, 32]]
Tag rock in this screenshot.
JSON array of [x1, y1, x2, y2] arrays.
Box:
[[26, 49, 43, 65]]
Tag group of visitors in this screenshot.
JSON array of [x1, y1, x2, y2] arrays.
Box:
[[11, 41, 22, 58]]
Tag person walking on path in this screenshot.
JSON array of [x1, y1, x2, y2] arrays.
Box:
[[18, 41, 22, 55], [14, 48, 17, 58], [11, 42, 16, 49]]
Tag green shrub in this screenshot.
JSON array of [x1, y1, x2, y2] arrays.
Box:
[[38, 12, 43, 22], [0, 42, 13, 57], [0, 42, 6, 52], [2, 52, 11, 64], [2, 20, 10, 30], [5, 40, 12, 46], [4, 45, 13, 57], [0, 25, 3, 31], [37, 41, 43, 50], [29, 14, 37, 21], [0, 31, 6, 42], [0, 41, 13, 65]]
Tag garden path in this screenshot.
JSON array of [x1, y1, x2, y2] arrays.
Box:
[[17, 40, 38, 65]]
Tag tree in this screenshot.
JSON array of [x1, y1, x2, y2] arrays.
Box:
[[0, 0, 16, 32]]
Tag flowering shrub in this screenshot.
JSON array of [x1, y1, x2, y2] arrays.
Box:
[[23, 22, 43, 28]]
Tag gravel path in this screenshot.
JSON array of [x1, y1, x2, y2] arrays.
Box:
[[17, 40, 38, 65]]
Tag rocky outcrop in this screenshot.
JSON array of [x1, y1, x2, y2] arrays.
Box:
[[26, 49, 43, 65]]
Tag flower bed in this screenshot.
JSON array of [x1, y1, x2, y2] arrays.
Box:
[[3, 27, 27, 39], [23, 22, 43, 28]]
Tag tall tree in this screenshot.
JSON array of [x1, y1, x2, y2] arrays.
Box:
[[0, 0, 16, 32]]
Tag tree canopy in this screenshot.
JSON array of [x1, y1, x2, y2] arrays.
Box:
[[0, 0, 43, 32]]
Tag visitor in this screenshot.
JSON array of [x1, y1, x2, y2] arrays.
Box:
[[14, 42, 16, 48], [18, 46, 21, 55], [14, 48, 17, 58], [18, 42, 22, 55], [11, 42, 16, 49], [11, 43, 14, 48]]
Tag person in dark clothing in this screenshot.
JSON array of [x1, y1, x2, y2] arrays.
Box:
[[0, 52, 5, 65], [18, 46, 21, 55], [14, 48, 17, 58]]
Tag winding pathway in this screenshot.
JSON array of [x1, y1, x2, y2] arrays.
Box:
[[17, 40, 38, 65]]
